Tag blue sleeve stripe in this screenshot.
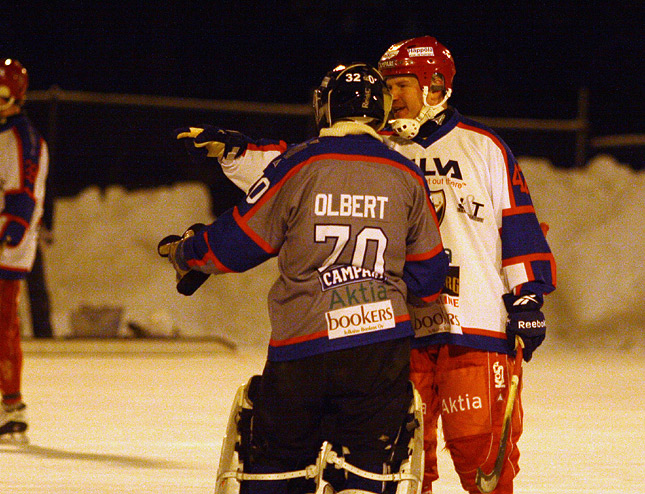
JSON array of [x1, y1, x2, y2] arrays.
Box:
[[2, 192, 36, 222], [403, 251, 450, 300], [182, 210, 274, 273], [501, 212, 551, 259]]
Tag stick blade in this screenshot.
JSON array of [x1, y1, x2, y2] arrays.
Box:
[[176, 270, 210, 295], [475, 466, 500, 493]]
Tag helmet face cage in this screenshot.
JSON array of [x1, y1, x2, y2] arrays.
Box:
[[313, 63, 392, 130], [0, 59, 28, 104], [378, 36, 456, 93]]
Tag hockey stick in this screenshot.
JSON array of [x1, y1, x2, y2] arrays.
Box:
[[475, 335, 524, 493]]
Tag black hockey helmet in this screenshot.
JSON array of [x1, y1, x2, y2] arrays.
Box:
[[313, 63, 392, 131]]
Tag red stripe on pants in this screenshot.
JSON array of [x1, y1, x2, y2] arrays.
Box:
[[0, 279, 23, 403]]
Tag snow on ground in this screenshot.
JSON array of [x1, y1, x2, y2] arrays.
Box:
[[519, 155, 645, 349], [40, 182, 276, 346], [35, 155, 645, 350]]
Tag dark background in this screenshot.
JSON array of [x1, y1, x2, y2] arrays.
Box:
[[2, 1, 644, 197]]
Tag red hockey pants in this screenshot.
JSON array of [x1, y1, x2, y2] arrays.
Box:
[[0, 279, 23, 404], [410, 344, 523, 494]]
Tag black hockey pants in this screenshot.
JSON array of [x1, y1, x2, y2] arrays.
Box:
[[242, 337, 412, 494]]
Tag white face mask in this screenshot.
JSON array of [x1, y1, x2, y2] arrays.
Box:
[[389, 87, 452, 139]]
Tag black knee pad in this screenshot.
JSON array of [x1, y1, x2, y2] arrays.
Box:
[[238, 375, 262, 465]]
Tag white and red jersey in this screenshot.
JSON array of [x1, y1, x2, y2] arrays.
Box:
[[215, 109, 556, 354], [0, 114, 49, 278], [385, 109, 555, 353]]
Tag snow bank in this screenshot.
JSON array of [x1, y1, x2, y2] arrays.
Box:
[[40, 156, 644, 349]]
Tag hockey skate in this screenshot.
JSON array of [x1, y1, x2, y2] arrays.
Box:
[[0, 402, 29, 445]]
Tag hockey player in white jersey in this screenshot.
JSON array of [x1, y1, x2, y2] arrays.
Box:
[[162, 63, 449, 494], [174, 37, 556, 494], [377, 36, 556, 494]]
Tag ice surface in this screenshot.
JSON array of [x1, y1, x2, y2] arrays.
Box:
[[1, 340, 643, 493]]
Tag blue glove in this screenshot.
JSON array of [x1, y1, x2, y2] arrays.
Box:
[[174, 125, 249, 161], [0, 219, 27, 246], [503, 293, 546, 362]]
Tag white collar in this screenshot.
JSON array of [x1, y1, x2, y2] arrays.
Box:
[[319, 121, 384, 142]]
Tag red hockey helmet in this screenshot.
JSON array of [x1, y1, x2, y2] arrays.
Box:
[[378, 36, 456, 92], [0, 59, 29, 103]]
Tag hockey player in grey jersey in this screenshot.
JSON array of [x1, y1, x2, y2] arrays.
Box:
[[160, 63, 448, 494]]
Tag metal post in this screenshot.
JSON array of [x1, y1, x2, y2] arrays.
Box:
[[574, 87, 589, 168]]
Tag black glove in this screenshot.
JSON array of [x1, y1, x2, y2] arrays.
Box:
[[503, 293, 546, 362], [174, 125, 249, 161], [158, 223, 210, 296]]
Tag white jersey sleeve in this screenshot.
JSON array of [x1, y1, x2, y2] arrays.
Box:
[[220, 140, 287, 192]]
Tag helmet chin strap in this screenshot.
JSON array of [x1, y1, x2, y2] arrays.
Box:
[[0, 96, 15, 112], [389, 87, 452, 139]]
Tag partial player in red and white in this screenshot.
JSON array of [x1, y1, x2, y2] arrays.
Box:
[[377, 37, 555, 493], [0, 59, 49, 443], [174, 36, 556, 494]]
